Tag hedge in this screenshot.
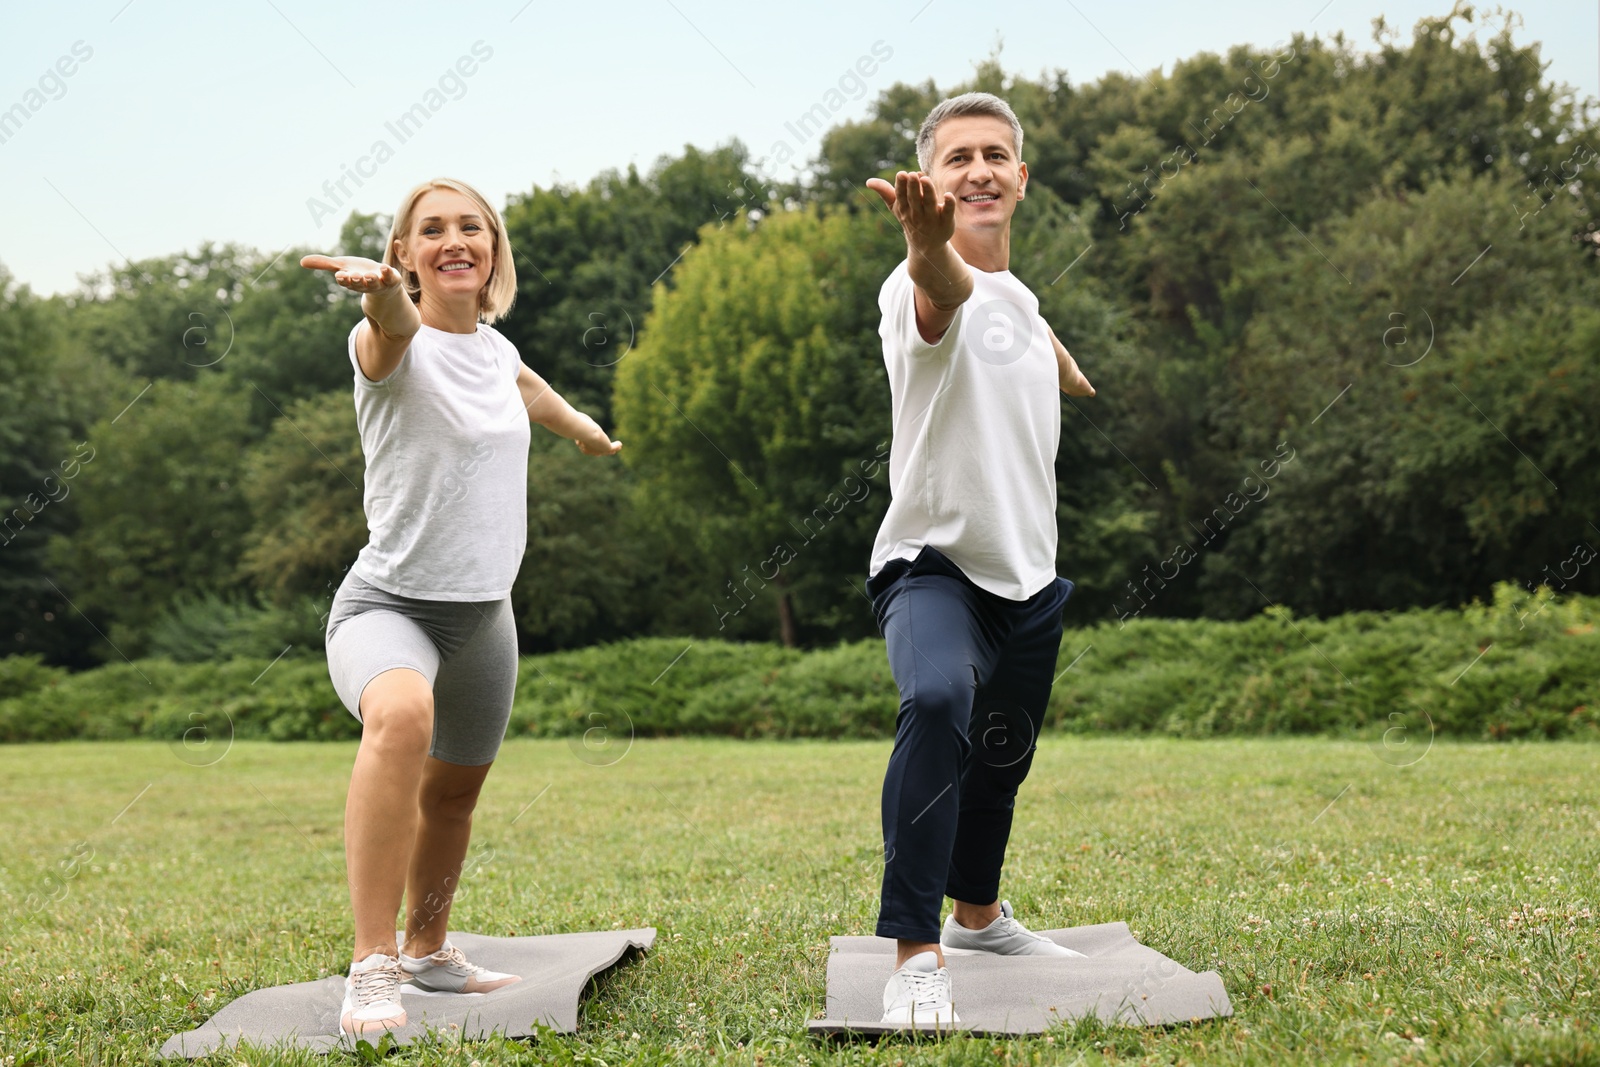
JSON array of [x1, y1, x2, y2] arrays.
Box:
[[1, 583, 1595, 744]]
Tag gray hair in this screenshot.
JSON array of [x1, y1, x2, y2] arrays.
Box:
[[915, 92, 1025, 173]]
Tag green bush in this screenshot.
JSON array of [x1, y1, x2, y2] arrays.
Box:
[[2, 583, 1596, 744], [676, 642, 898, 737], [1045, 584, 1600, 740], [0, 655, 353, 743], [145, 591, 330, 662], [507, 637, 803, 738], [0, 654, 67, 701]]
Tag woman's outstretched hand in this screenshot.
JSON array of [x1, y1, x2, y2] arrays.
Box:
[[574, 415, 623, 457], [300, 254, 403, 295]]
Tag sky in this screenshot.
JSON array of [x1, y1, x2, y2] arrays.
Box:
[[1, 1, 1594, 296]]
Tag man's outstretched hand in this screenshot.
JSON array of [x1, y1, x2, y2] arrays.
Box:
[[866, 171, 958, 251], [1048, 326, 1095, 397]]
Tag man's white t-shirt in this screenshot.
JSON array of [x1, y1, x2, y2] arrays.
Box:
[[867, 258, 1061, 601], [347, 321, 532, 601]]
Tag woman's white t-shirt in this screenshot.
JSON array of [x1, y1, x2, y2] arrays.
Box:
[[346, 321, 532, 601], [868, 258, 1061, 601]]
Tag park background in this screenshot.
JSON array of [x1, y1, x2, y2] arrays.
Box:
[[2, 2, 1599, 1065], [1, 2, 1597, 739]]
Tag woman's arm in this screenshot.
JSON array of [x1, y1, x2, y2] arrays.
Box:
[[300, 255, 420, 382], [516, 363, 622, 455]]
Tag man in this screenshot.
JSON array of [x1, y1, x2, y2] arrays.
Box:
[[863, 91, 1096, 1027]]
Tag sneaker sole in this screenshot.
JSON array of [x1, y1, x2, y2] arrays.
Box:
[[340, 1011, 407, 1035], [940, 944, 1087, 957], [879, 1012, 962, 1026], [941, 931, 1085, 957], [400, 975, 522, 995]]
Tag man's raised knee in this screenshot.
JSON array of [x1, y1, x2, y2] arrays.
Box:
[[909, 684, 974, 737]]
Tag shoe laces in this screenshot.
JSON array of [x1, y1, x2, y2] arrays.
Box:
[[425, 943, 483, 975], [350, 959, 402, 1006], [899, 966, 949, 1007], [992, 914, 1050, 943]]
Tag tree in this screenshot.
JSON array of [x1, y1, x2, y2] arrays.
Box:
[[46, 373, 257, 657], [1008, 188, 1165, 619], [613, 206, 905, 646], [0, 266, 108, 664], [238, 388, 367, 605], [498, 144, 772, 426], [223, 214, 394, 422], [511, 433, 652, 650], [1198, 166, 1600, 616], [61, 243, 259, 384]]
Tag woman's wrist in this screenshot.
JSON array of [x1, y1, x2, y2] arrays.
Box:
[[363, 284, 419, 334]]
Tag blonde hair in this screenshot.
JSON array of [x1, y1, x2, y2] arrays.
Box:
[[915, 92, 1025, 173], [384, 177, 517, 324]]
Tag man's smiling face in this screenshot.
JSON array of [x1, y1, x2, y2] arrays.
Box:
[[928, 115, 1028, 235]]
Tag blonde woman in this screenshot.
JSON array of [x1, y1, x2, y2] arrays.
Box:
[[301, 177, 621, 1036]]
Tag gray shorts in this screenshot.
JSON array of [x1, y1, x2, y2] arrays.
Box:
[[325, 570, 518, 766]]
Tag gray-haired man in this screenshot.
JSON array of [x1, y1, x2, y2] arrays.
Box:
[[863, 92, 1095, 1027]]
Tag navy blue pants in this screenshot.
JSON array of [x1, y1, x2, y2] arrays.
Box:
[[866, 546, 1073, 943]]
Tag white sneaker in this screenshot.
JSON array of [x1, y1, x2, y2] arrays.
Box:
[[941, 900, 1086, 957], [340, 952, 407, 1035], [880, 950, 960, 1026], [399, 938, 521, 994]]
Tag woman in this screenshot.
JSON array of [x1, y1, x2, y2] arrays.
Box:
[[301, 177, 621, 1036]]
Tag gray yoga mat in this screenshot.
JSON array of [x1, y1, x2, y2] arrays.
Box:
[[160, 928, 655, 1058], [808, 921, 1232, 1036]]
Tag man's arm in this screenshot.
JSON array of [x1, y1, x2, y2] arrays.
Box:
[[866, 171, 974, 344], [1048, 325, 1095, 397]]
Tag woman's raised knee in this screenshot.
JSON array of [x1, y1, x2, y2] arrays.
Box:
[[359, 670, 435, 754]]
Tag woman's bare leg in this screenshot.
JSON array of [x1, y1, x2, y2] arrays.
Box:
[[402, 756, 493, 956], [345, 667, 434, 962]]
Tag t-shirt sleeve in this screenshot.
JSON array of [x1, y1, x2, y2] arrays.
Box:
[[346, 321, 373, 384], [481, 325, 522, 380], [880, 261, 965, 365], [349, 319, 412, 387]]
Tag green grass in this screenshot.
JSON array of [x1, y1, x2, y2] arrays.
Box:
[[1, 738, 1596, 1065]]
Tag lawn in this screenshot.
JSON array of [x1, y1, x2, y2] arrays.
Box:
[[1, 737, 1596, 1066]]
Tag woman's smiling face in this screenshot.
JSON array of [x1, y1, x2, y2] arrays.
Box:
[[395, 188, 497, 307]]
